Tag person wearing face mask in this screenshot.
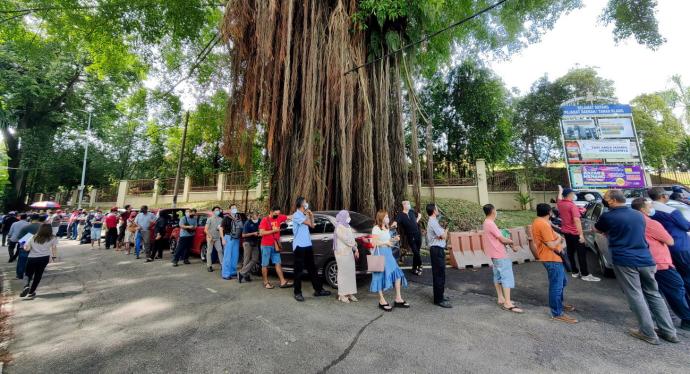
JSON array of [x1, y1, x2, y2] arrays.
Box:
[[370, 209, 408, 311], [258, 207, 291, 289], [334, 210, 358, 303], [631, 197, 690, 331], [291, 196, 331, 302], [595, 190, 677, 344], [239, 211, 261, 283], [173, 209, 197, 266], [395, 200, 423, 276], [219, 204, 243, 280], [134, 205, 156, 260], [204, 206, 224, 272]]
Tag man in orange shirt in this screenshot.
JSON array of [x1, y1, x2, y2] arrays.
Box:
[[631, 198, 690, 331], [531, 203, 577, 323]]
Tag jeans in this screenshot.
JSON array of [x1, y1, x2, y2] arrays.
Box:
[[221, 236, 240, 278], [16, 248, 29, 279], [135, 231, 143, 256], [429, 246, 446, 304], [613, 264, 676, 338], [293, 246, 323, 295], [407, 233, 422, 271], [173, 236, 194, 263], [656, 268, 690, 322], [564, 233, 589, 276], [240, 241, 260, 276], [670, 251, 690, 305], [70, 223, 78, 239], [105, 227, 118, 249], [24, 256, 50, 294], [543, 262, 567, 317]]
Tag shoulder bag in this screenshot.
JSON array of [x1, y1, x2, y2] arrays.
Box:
[[367, 246, 385, 273]]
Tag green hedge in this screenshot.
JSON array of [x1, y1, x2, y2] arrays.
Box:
[[419, 198, 485, 232]]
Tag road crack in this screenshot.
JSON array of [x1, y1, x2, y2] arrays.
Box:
[[317, 313, 383, 374]]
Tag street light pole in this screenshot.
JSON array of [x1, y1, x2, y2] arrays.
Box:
[[77, 111, 92, 210]]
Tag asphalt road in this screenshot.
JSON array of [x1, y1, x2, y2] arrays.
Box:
[[2, 241, 690, 374]]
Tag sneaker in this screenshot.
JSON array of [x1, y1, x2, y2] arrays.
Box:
[[294, 294, 305, 302], [551, 314, 578, 324], [25, 292, 36, 300], [659, 333, 680, 344], [580, 274, 601, 282], [183, 260, 191, 265], [172, 262, 179, 267], [571, 272, 580, 278], [628, 330, 660, 345], [145, 258, 153, 263], [20, 287, 30, 298], [208, 266, 214, 272], [135, 255, 140, 259]]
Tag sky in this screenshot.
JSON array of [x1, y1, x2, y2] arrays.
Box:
[[490, 0, 690, 104]]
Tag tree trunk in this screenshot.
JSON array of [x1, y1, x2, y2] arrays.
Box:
[[425, 116, 436, 201], [221, 0, 405, 217], [408, 91, 422, 212]]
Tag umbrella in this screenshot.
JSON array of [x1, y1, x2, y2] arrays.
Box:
[[29, 201, 62, 209]]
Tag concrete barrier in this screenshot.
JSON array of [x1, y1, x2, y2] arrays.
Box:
[[448, 226, 535, 269]]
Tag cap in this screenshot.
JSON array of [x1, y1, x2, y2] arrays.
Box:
[[562, 188, 575, 198], [30, 213, 40, 221]]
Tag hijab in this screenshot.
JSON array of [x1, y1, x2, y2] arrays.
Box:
[[333, 210, 351, 250]]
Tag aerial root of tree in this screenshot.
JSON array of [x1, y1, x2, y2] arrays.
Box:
[[221, 0, 406, 215]]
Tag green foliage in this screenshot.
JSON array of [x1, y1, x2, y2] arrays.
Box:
[[419, 59, 511, 167], [513, 192, 535, 211], [600, 0, 665, 49], [495, 209, 535, 228], [430, 198, 485, 232], [632, 93, 684, 169]]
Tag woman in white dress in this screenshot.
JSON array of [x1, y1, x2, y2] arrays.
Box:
[[333, 210, 359, 303]]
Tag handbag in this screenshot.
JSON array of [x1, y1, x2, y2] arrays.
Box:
[[367, 247, 385, 273]]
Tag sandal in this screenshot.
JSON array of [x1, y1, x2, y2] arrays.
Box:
[[501, 305, 524, 314], [394, 300, 410, 308], [264, 282, 275, 289], [378, 303, 393, 312], [338, 296, 350, 304], [348, 295, 359, 302], [279, 281, 293, 288]]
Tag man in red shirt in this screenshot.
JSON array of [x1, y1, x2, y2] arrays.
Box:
[[258, 206, 292, 289], [557, 187, 600, 282], [104, 207, 119, 250], [631, 198, 690, 331]]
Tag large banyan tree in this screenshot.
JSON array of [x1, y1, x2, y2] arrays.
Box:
[[219, 0, 664, 215]]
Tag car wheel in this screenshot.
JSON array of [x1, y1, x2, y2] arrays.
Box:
[[200, 242, 208, 263], [324, 259, 338, 289], [597, 251, 615, 278], [169, 238, 177, 254]]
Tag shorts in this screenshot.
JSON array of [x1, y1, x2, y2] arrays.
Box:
[[261, 245, 281, 267], [91, 227, 102, 240], [492, 257, 515, 289], [124, 230, 135, 244]]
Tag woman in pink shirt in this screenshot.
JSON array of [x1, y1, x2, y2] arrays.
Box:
[[631, 198, 690, 330], [482, 204, 523, 313]]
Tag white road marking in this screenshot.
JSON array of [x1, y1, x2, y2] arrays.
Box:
[[256, 315, 297, 343], [206, 288, 218, 294]]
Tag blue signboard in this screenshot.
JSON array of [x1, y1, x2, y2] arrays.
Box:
[[561, 104, 632, 116]]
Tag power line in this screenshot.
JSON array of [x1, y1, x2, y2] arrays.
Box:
[[343, 0, 510, 75], [159, 32, 221, 97]]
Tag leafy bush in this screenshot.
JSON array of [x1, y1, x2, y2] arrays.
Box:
[[418, 198, 485, 232]]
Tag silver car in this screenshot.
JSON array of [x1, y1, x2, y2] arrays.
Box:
[[581, 200, 690, 278]]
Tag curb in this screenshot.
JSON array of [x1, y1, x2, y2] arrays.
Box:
[[0, 270, 14, 373]]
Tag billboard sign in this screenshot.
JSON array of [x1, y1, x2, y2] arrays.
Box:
[[560, 103, 646, 189], [569, 165, 645, 189]]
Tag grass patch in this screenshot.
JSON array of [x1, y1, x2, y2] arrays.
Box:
[[495, 210, 534, 228]]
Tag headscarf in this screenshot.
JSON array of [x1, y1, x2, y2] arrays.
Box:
[[333, 210, 351, 250]]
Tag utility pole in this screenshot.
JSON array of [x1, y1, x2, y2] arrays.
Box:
[[77, 111, 92, 210], [172, 112, 190, 208]]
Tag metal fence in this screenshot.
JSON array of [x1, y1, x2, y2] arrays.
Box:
[[488, 171, 518, 191], [410, 162, 477, 187], [225, 171, 251, 191], [529, 168, 569, 191], [191, 174, 218, 192], [96, 186, 118, 202], [127, 179, 155, 196], [158, 178, 178, 195], [651, 171, 690, 186]]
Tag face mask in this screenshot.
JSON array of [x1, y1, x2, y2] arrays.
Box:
[[347, 217, 351, 223], [231, 208, 238, 215], [272, 214, 278, 219], [648, 208, 656, 216], [383, 216, 390, 225], [214, 210, 221, 216], [303, 203, 309, 210], [185, 213, 191, 218], [403, 203, 410, 210], [252, 218, 259, 223]]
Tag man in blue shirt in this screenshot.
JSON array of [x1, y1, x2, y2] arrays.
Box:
[[292, 196, 331, 302], [173, 209, 197, 267], [595, 190, 677, 345], [649, 187, 690, 303]]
